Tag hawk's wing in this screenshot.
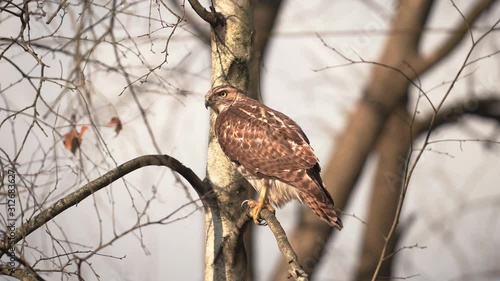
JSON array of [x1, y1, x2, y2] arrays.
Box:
[[215, 99, 318, 182]]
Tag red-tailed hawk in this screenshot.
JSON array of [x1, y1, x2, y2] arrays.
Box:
[[205, 85, 343, 230]]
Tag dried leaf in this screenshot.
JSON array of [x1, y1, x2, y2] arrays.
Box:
[[106, 117, 122, 136], [63, 125, 88, 155]]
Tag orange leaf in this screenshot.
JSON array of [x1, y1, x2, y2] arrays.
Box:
[[63, 125, 88, 155], [106, 117, 122, 136]]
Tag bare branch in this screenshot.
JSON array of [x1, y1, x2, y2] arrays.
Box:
[[249, 0, 283, 100], [414, 96, 500, 136], [0, 154, 206, 254], [260, 209, 309, 281], [0, 267, 39, 281], [354, 105, 411, 281], [187, 0, 223, 27], [167, 0, 210, 43]]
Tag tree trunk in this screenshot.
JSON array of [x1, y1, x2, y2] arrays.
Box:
[[354, 104, 411, 281], [246, 1, 283, 280], [204, 1, 254, 280]]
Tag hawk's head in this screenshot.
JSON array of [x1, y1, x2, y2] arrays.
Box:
[[205, 85, 243, 114]]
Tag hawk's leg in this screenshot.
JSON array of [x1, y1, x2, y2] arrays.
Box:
[[245, 186, 276, 225]]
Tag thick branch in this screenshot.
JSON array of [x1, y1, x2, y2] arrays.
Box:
[[167, 0, 210, 43], [0, 267, 38, 281], [260, 209, 309, 281], [187, 0, 223, 27], [354, 104, 411, 281], [249, 0, 283, 101], [414, 96, 500, 136], [365, 0, 434, 98], [0, 154, 205, 252]]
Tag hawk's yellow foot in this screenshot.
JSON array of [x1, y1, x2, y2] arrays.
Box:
[[245, 199, 275, 225]]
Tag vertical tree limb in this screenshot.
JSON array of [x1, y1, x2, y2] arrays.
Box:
[[249, 0, 283, 101], [354, 104, 411, 281], [203, 1, 254, 280]]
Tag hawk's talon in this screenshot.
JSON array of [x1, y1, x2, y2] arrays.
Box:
[[241, 200, 250, 208], [241, 199, 257, 210], [243, 199, 275, 225]]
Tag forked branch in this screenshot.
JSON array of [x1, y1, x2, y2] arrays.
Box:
[[187, 0, 224, 27]]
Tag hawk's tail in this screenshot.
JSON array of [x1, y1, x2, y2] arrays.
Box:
[[303, 195, 343, 230], [299, 182, 343, 230]]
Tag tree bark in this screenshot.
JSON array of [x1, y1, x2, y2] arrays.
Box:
[[245, 1, 283, 280], [204, 1, 254, 280]]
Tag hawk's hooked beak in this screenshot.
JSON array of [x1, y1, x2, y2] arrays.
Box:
[[204, 97, 210, 109]]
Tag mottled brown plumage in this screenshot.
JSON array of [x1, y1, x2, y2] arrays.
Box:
[[205, 85, 343, 230]]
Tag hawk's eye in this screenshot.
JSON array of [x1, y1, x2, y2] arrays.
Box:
[[218, 91, 227, 97]]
